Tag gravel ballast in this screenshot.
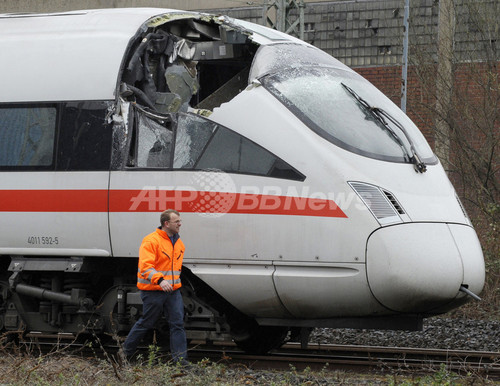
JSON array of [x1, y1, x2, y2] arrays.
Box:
[[309, 317, 500, 352]]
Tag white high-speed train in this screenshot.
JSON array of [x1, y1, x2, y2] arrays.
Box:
[[0, 8, 485, 353]]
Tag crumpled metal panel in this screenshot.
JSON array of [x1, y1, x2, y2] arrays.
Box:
[[249, 43, 350, 81]]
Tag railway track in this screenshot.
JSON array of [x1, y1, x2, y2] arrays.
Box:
[[187, 341, 500, 379], [9, 334, 500, 380]]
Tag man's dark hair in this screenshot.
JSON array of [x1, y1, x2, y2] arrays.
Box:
[[160, 209, 180, 227]]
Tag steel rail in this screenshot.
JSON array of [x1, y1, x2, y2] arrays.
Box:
[[187, 341, 500, 378]]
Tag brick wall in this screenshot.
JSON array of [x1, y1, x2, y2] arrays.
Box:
[[355, 65, 436, 146]]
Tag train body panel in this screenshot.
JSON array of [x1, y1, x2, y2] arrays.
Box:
[[183, 261, 290, 318], [272, 263, 386, 318], [0, 172, 111, 257], [0, 8, 486, 351]]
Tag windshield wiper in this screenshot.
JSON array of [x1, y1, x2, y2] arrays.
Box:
[[341, 83, 427, 173], [374, 107, 427, 173]]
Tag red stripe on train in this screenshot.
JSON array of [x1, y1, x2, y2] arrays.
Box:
[[110, 189, 347, 218], [0, 189, 347, 218], [0, 190, 108, 212]]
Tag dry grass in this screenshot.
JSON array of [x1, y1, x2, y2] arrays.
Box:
[[0, 342, 497, 386]]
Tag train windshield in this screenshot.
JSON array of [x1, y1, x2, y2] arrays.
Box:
[[261, 66, 436, 164]]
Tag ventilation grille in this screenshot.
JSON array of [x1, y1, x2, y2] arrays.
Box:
[[383, 190, 405, 215], [349, 182, 404, 225]]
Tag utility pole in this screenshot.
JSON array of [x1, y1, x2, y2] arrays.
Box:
[[262, 0, 305, 39], [435, 0, 455, 171], [401, 0, 410, 113]]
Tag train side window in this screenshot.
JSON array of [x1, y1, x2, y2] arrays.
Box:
[[0, 106, 56, 167], [57, 102, 113, 171], [174, 113, 304, 181], [173, 114, 216, 169], [136, 114, 173, 168], [196, 127, 276, 174]]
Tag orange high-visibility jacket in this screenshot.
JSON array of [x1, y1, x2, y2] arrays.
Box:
[[137, 228, 185, 291]]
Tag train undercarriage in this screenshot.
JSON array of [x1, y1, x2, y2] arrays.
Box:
[[0, 255, 292, 354]]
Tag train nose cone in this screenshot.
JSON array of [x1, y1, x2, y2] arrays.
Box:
[[366, 223, 485, 313]]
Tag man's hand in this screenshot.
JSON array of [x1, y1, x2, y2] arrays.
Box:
[[159, 280, 173, 292]]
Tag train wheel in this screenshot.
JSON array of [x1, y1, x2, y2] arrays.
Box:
[[232, 324, 289, 354]]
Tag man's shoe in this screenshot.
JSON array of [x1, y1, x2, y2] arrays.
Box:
[[117, 348, 133, 366], [177, 359, 193, 370]]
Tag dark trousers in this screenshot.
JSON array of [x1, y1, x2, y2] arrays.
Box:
[[123, 289, 187, 362]]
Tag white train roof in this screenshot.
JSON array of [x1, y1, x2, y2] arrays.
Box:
[[0, 8, 303, 103]]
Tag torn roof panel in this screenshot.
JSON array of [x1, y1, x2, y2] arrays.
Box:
[[249, 43, 352, 81], [0, 8, 197, 103], [230, 18, 303, 44]]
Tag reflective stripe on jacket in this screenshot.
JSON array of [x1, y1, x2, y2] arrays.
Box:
[[137, 228, 185, 291]]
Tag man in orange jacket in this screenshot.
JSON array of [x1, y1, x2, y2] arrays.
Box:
[[121, 209, 188, 365]]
